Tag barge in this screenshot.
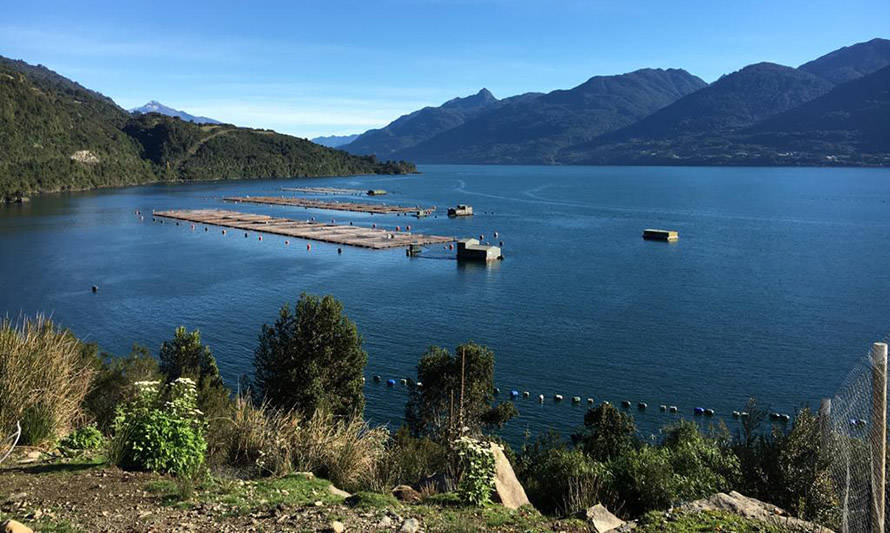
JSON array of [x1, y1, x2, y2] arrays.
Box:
[[642, 229, 678, 241]]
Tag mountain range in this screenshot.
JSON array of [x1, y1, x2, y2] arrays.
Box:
[[0, 57, 414, 199], [310, 134, 360, 148], [342, 37, 890, 166], [130, 101, 220, 124]]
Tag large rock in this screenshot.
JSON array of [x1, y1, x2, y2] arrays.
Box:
[[327, 484, 351, 498], [489, 442, 531, 510], [680, 491, 834, 532], [392, 484, 422, 503], [576, 504, 625, 532], [2, 520, 33, 533], [399, 518, 420, 533]]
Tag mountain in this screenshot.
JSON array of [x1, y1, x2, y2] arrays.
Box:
[[799, 38, 890, 84], [130, 100, 220, 124], [311, 134, 360, 148], [0, 57, 415, 199], [342, 88, 500, 156], [394, 68, 706, 164], [747, 65, 890, 155]]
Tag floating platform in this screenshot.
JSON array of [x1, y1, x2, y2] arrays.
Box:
[[280, 186, 365, 195], [642, 229, 678, 241], [448, 204, 474, 217], [225, 196, 432, 215], [154, 209, 454, 250], [456, 238, 502, 262]]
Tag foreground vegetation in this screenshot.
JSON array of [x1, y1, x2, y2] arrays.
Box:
[[0, 56, 416, 201], [0, 296, 844, 531]]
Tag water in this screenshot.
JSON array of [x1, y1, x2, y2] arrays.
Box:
[[2, 165, 889, 441]]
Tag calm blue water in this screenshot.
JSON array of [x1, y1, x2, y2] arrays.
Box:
[[2, 165, 889, 440]]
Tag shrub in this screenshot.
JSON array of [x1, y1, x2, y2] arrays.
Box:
[[254, 294, 366, 419], [111, 378, 207, 476], [572, 402, 638, 462], [82, 344, 160, 432], [0, 316, 94, 445], [405, 342, 516, 441], [454, 436, 495, 506], [372, 426, 449, 491], [60, 424, 104, 450]]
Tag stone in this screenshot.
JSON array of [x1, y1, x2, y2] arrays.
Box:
[[679, 491, 833, 533], [327, 484, 351, 498], [330, 520, 345, 533], [489, 443, 531, 510], [391, 485, 422, 503], [1, 520, 33, 533], [576, 504, 625, 532], [25, 451, 41, 459], [399, 518, 420, 533], [378, 516, 393, 528]]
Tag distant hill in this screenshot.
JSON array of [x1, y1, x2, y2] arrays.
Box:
[[130, 100, 220, 124], [799, 38, 890, 84], [0, 57, 415, 199], [394, 68, 706, 164], [311, 134, 359, 148], [342, 88, 500, 156]]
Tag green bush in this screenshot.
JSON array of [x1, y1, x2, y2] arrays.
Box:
[[374, 426, 449, 490], [518, 438, 611, 515], [112, 378, 207, 476], [454, 436, 495, 506], [571, 402, 638, 461], [82, 344, 160, 432], [60, 424, 104, 450]]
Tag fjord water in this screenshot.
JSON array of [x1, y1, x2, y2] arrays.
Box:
[[2, 165, 889, 439]]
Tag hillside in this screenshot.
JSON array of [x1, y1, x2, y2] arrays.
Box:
[[393, 69, 706, 164], [0, 58, 415, 200], [799, 37, 890, 84], [342, 88, 500, 156], [311, 133, 359, 147], [130, 100, 220, 124]]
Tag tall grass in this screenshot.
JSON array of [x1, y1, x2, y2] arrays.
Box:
[[0, 315, 94, 445], [220, 396, 387, 492]]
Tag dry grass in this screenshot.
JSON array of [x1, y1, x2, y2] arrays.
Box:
[[220, 396, 387, 492], [0, 315, 95, 445]]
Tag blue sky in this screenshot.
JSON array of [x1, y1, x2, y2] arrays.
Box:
[[2, 0, 887, 138]]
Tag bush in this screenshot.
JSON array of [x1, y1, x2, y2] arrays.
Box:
[[572, 402, 638, 462], [82, 344, 160, 432], [517, 434, 612, 515], [454, 436, 495, 506], [0, 316, 95, 445], [372, 426, 449, 491], [60, 424, 104, 450], [254, 294, 366, 419], [111, 378, 207, 476]]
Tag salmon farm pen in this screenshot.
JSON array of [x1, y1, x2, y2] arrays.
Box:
[[153, 209, 455, 250], [224, 196, 433, 215]]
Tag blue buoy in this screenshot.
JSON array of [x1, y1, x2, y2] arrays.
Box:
[[510, 390, 519, 398], [386, 379, 396, 387], [694, 407, 705, 416]]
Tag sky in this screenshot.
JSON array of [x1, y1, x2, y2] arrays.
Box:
[[1, 0, 887, 138]]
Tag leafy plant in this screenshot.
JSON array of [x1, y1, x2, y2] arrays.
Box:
[[454, 436, 495, 506], [60, 424, 104, 450]]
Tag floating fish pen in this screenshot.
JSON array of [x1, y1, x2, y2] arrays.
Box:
[[448, 204, 474, 217], [642, 228, 679, 241], [456, 238, 502, 262], [224, 196, 433, 215], [367, 189, 388, 196], [280, 186, 366, 195], [154, 209, 454, 250]]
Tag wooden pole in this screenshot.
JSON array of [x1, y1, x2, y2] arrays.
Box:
[[871, 342, 887, 533], [819, 398, 831, 449]]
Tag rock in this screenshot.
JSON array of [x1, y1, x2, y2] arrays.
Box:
[[489, 442, 531, 510], [327, 484, 351, 498], [5, 493, 27, 503], [313, 500, 323, 507], [1, 520, 33, 533], [70, 150, 100, 164], [25, 451, 41, 459], [679, 491, 833, 532], [576, 504, 625, 532], [378, 516, 393, 528], [399, 518, 420, 533], [391, 485, 422, 503], [330, 520, 345, 533]]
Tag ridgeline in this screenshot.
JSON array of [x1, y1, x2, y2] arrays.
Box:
[[0, 57, 415, 201]]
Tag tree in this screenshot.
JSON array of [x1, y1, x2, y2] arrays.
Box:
[[253, 293, 366, 419], [571, 402, 638, 461], [405, 341, 516, 441], [158, 327, 230, 441]]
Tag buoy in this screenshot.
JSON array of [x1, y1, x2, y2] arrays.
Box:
[[176, 222, 180, 226], [386, 379, 396, 387], [245, 232, 249, 237], [704, 409, 715, 417], [740, 412, 749, 418], [479, 234, 484, 240], [307, 243, 311, 250], [400, 378, 408, 386], [732, 411, 741, 418], [587, 398, 594, 404], [494, 387, 500, 395], [259, 236, 262, 241], [659, 405, 667, 412], [669, 406, 678, 413], [572, 396, 581, 404], [204, 227, 208, 232], [396, 226, 401, 231], [372, 223, 377, 228], [499, 241, 504, 247], [523, 391, 530, 398], [494, 231, 499, 238], [554, 394, 563, 402], [285, 240, 289, 245], [91, 285, 98, 293], [538, 394, 544, 403], [373, 375, 381, 382], [222, 229, 226, 235], [638, 402, 647, 410], [338, 248, 342, 254], [780, 414, 790, 422], [510, 390, 519, 398], [406, 225, 411, 231], [449, 244, 454, 250], [603, 401, 611, 406], [191, 224, 195, 230], [416, 382, 422, 388], [694, 407, 705, 416], [621, 400, 631, 409]]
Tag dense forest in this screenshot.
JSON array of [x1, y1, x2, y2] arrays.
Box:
[[0, 57, 415, 201]]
